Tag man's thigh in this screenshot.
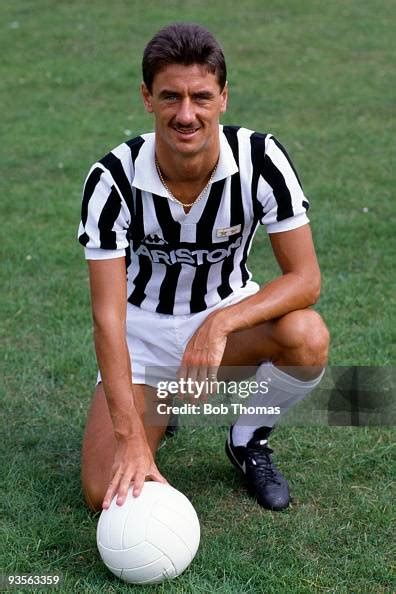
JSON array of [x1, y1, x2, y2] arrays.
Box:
[[220, 308, 328, 370], [219, 319, 278, 376]]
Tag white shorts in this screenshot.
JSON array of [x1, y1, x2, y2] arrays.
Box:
[[97, 281, 259, 387]]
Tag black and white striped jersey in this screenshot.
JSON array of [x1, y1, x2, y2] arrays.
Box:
[[78, 125, 310, 315]]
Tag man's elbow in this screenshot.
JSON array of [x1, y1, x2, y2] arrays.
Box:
[[295, 269, 321, 306], [92, 310, 125, 337], [306, 274, 321, 305]]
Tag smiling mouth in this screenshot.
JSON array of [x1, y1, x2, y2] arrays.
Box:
[[173, 126, 200, 135]]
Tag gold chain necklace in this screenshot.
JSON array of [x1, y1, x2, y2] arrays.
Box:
[[155, 157, 218, 208]]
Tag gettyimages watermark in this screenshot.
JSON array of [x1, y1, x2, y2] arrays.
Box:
[[141, 366, 395, 427], [155, 377, 280, 418], [156, 377, 270, 399]]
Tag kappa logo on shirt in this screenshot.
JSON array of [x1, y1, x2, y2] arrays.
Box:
[[142, 234, 168, 246]]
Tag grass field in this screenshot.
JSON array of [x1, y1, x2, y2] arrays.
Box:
[[1, 0, 395, 592]]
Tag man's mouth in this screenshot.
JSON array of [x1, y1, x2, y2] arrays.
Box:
[[173, 126, 200, 136]]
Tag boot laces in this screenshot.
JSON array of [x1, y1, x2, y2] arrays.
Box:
[[247, 440, 281, 485]]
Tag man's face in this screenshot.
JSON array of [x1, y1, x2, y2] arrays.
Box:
[[141, 63, 228, 158]]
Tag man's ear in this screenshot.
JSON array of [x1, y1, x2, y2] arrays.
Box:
[[220, 81, 228, 114], [141, 82, 153, 113]]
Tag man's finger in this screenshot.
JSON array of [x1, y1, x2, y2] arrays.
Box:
[[132, 471, 146, 497], [195, 364, 209, 401], [102, 476, 121, 509], [148, 469, 169, 484], [186, 365, 199, 402], [116, 473, 134, 506], [207, 365, 219, 394], [177, 364, 188, 393]]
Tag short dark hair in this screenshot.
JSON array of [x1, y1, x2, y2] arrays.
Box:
[[142, 23, 227, 93]]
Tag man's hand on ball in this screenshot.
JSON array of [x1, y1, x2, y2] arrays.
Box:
[[102, 432, 167, 509]]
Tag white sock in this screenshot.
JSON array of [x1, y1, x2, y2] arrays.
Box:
[[232, 362, 325, 446]]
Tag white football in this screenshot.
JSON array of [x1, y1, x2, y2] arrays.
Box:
[[97, 481, 200, 584]]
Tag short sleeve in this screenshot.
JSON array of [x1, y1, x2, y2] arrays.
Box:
[[77, 165, 131, 260], [255, 135, 310, 234]]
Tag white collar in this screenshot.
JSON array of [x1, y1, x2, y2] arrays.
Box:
[[132, 125, 239, 195]]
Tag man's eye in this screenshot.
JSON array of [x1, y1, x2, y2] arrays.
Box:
[[195, 95, 214, 104], [164, 95, 177, 102]]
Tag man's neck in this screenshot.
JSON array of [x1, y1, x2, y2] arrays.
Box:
[[155, 137, 220, 185]]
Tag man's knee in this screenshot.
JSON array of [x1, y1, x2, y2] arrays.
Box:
[[276, 309, 330, 367], [81, 473, 105, 513]]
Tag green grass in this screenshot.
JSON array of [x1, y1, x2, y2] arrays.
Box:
[[1, 0, 395, 592]]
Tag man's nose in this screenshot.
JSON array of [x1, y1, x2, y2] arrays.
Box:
[[176, 98, 195, 125]]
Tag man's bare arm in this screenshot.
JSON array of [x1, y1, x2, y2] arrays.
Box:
[[88, 258, 138, 437], [88, 258, 165, 506], [218, 224, 321, 333]]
